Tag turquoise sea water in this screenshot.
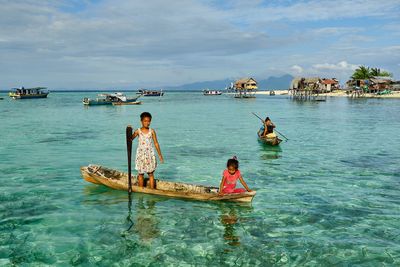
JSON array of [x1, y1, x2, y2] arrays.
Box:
[[0, 92, 399, 266]]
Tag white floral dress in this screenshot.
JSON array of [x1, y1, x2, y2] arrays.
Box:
[[135, 128, 157, 174]]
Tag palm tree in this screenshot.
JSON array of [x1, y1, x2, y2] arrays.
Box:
[[379, 70, 393, 77], [370, 68, 381, 76], [351, 66, 371, 80], [355, 67, 393, 78]]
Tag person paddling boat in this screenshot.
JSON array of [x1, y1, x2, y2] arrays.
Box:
[[259, 117, 277, 139]]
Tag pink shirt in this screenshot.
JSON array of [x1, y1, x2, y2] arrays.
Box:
[[222, 169, 247, 194], [222, 169, 241, 186], [222, 170, 246, 194]]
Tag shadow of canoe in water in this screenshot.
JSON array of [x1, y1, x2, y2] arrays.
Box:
[[258, 140, 282, 160]]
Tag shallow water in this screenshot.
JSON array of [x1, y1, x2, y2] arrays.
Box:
[[0, 92, 399, 266]]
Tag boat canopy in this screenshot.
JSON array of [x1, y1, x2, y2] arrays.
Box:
[[12, 87, 47, 90], [97, 92, 136, 102]]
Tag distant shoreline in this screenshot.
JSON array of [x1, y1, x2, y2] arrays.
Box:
[[2, 89, 399, 98], [256, 90, 400, 99], [0, 89, 199, 93]]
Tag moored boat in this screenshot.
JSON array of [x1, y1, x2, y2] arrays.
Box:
[[203, 89, 222, 95], [137, 89, 164, 97], [112, 101, 142, 106], [81, 165, 256, 203], [9, 87, 49, 99], [83, 93, 140, 106]]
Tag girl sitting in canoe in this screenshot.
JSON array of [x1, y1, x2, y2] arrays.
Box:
[[218, 156, 252, 195], [260, 116, 277, 138], [132, 112, 164, 189]]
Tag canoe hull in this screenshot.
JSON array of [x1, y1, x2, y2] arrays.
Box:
[[112, 101, 142, 106], [258, 136, 282, 146], [81, 165, 256, 203], [9, 93, 48, 99], [83, 100, 112, 105], [257, 129, 282, 146]]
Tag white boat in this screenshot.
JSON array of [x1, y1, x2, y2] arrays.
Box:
[[137, 89, 164, 97], [83, 92, 140, 105], [203, 89, 222, 95]]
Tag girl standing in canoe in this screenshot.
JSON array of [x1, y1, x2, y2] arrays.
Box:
[[132, 112, 164, 189], [218, 156, 252, 195]]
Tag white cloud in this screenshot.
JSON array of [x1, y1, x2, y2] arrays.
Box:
[[0, 0, 399, 88], [290, 65, 303, 74], [312, 61, 358, 71], [229, 0, 400, 24]]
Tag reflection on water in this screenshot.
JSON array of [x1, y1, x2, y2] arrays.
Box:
[[83, 185, 161, 244], [82, 184, 127, 205], [133, 196, 160, 244], [218, 203, 253, 248], [220, 206, 240, 246], [258, 141, 282, 160], [125, 193, 134, 233]]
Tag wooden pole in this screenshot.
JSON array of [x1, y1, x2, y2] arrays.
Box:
[[126, 125, 133, 193]]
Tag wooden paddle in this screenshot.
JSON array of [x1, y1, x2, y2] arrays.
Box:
[[251, 112, 289, 141], [126, 125, 133, 193]]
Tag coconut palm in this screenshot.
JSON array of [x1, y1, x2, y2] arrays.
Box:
[[355, 67, 393, 78], [370, 68, 381, 76], [370, 68, 392, 77], [379, 70, 393, 77], [351, 66, 371, 80]]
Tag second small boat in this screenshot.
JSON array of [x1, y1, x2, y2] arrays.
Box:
[[112, 101, 142, 106], [137, 89, 164, 97], [83, 93, 140, 106], [257, 128, 282, 146], [203, 89, 222, 95]]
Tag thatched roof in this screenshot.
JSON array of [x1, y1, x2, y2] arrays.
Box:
[[370, 76, 393, 84], [303, 77, 320, 83], [235, 77, 257, 84]]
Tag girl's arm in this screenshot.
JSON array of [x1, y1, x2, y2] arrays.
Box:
[[151, 129, 164, 163], [131, 129, 139, 141], [238, 175, 252, 192], [218, 175, 226, 195], [262, 121, 268, 136]]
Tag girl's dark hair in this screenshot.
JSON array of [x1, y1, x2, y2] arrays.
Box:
[[227, 157, 239, 169], [265, 116, 270, 122], [140, 112, 152, 121]]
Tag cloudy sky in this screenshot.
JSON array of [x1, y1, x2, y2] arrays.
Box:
[[0, 0, 399, 89]]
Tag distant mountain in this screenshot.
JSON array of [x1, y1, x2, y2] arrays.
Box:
[[258, 74, 294, 90], [163, 79, 233, 91], [163, 74, 294, 91]]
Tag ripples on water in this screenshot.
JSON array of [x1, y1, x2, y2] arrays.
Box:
[[0, 92, 399, 265]]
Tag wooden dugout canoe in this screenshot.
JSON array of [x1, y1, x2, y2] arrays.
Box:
[[257, 129, 282, 146], [258, 136, 282, 146], [81, 165, 256, 203]]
